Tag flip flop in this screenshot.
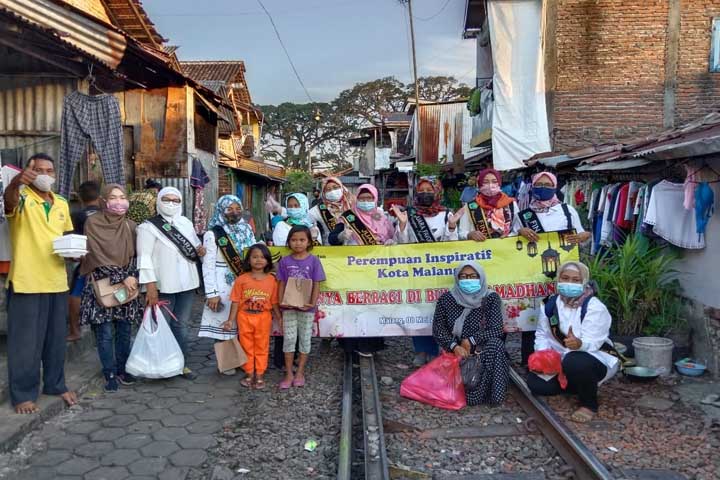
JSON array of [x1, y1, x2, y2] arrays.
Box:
[[254, 379, 266, 390], [240, 377, 254, 388], [570, 408, 595, 423]]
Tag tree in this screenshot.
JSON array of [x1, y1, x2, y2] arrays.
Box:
[[283, 170, 315, 196], [259, 102, 357, 171], [407, 76, 472, 102], [334, 76, 407, 126]]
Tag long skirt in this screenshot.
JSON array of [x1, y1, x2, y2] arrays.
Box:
[[466, 337, 509, 406]]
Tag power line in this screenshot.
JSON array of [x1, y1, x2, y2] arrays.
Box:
[[256, 0, 315, 103], [413, 0, 452, 21]]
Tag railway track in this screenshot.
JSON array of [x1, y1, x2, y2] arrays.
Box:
[[338, 352, 615, 480]]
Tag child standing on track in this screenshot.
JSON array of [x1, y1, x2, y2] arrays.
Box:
[[277, 225, 326, 389], [223, 244, 280, 389]]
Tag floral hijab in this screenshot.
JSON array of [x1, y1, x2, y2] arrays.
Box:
[[321, 177, 354, 216], [413, 177, 446, 217], [209, 195, 256, 250]]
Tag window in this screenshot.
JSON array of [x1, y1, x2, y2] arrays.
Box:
[[710, 17, 720, 72]]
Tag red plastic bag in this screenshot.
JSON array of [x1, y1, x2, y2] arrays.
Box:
[[400, 352, 466, 410], [528, 349, 567, 389]]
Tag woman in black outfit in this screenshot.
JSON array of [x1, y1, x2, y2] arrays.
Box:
[[432, 261, 509, 405]]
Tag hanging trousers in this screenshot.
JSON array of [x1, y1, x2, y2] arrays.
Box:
[[58, 91, 124, 197], [527, 351, 607, 411]]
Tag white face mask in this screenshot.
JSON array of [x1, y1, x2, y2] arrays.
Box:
[[158, 201, 181, 217], [32, 174, 55, 192], [324, 188, 343, 202]]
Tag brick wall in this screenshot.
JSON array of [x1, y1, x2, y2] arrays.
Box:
[[676, 0, 720, 124], [549, 0, 720, 150]]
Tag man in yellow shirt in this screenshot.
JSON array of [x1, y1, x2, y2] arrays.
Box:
[[3, 153, 78, 414]]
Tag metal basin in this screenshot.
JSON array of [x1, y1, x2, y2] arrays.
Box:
[[623, 366, 659, 382]]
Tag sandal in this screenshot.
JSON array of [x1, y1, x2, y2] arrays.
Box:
[[240, 376, 254, 388], [570, 407, 595, 423], [254, 379, 266, 390]]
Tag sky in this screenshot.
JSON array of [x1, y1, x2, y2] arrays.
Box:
[[144, 0, 476, 105]]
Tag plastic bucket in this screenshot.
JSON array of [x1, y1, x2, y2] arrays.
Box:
[[632, 337, 674, 376]]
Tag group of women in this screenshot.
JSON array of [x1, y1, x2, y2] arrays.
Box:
[[78, 168, 616, 421]]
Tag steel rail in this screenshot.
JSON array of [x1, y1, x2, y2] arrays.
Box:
[[509, 368, 614, 480], [337, 353, 353, 480], [359, 353, 390, 480]]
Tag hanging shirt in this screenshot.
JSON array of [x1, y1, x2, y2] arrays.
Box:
[[644, 180, 705, 249]]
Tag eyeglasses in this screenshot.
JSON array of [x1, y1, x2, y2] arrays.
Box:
[[458, 274, 480, 280], [161, 198, 182, 204]]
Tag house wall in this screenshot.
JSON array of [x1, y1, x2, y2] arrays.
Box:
[[548, 0, 720, 150], [185, 87, 218, 225]]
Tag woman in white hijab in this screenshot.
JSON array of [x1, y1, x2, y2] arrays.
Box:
[[432, 261, 509, 405], [136, 187, 205, 380]]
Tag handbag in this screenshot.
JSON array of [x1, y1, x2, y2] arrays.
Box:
[[281, 277, 313, 308], [214, 337, 248, 372], [460, 354, 484, 391], [91, 276, 139, 308]]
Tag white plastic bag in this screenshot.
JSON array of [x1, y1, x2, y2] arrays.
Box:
[[126, 305, 185, 378]]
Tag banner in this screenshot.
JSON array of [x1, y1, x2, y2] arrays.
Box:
[[270, 232, 579, 337]]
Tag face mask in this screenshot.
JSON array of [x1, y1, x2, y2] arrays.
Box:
[[324, 188, 343, 202], [225, 213, 242, 224], [458, 279, 482, 294], [479, 184, 501, 197], [557, 282, 585, 298], [416, 192, 435, 207], [32, 174, 55, 192], [106, 199, 129, 215], [357, 201, 375, 212], [287, 207, 303, 219], [159, 201, 181, 217], [532, 186, 556, 201]]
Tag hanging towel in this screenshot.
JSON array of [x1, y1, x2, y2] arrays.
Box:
[[191, 158, 210, 189], [644, 180, 705, 249]]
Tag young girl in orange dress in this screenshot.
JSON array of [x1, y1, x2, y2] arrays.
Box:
[[223, 244, 281, 389]]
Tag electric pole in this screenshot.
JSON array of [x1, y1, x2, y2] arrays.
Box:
[[400, 0, 421, 162]]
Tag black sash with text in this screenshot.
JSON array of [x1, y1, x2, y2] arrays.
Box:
[[211, 226, 243, 277], [340, 210, 378, 245], [407, 208, 436, 243]]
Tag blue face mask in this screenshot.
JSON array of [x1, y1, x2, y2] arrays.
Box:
[[458, 279, 482, 294], [557, 282, 584, 298], [532, 186, 556, 201], [357, 201, 375, 212], [287, 207, 303, 219]]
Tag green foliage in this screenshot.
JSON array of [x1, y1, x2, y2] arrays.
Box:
[[414, 163, 442, 178], [588, 234, 684, 336], [283, 170, 314, 196], [407, 76, 472, 102], [444, 187, 461, 210]]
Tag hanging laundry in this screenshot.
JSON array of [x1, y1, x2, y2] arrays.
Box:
[[191, 158, 211, 235], [58, 91, 124, 197], [644, 180, 705, 249], [694, 182, 715, 240]]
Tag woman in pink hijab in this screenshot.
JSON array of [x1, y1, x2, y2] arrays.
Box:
[[328, 184, 395, 246]]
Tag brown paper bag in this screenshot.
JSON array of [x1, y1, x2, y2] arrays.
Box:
[[214, 338, 248, 372], [281, 277, 313, 308]]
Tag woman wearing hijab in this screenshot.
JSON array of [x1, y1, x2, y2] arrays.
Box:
[[308, 177, 354, 245], [328, 184, 395, 246], [516, 172, 590, 244], [432, 262, 509, 405], [80, 184, 142, 392], [137, 186, 205, 380], [458, 168, 519, 242], [396, 177, 463, 366], [200, 195, 257, 373], [272, 192, 321, 247], [528, 261, 618, 423]]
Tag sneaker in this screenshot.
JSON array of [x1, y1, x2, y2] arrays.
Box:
[[117, 373, 137, 386], [104, 374, 119, 393], [182, 367, 198, 380], [412, 352, 428, 367]]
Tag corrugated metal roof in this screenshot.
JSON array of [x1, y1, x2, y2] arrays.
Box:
[[536, 111, 720, 171]]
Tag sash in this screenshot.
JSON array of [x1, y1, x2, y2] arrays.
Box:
[[148, 215, 199, 262], [407, 208, 436, 243], [468, 202, 513, 239], [340, 210, 378, 245], [318, 203, 337, 231], [520, 203, 572, 233], [545, 294, 620, 356], [211, 226, 243, 277]]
